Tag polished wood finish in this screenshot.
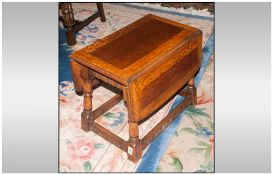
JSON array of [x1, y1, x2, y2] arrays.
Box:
[[59, 3, 106, 46], [70, 59, 101, 95], [69, 14, 202, 162], [81, 77, 93, 132], [91, 19, 183, 69]]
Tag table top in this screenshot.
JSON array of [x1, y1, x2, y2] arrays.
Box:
[[70, 14, 200, 85]]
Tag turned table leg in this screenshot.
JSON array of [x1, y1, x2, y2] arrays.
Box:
[[128, 121, 142, 162], [188, 78, 197, 106], [60, 3, 76, 46], [81, 79, 93, 132], [124, 90, 143, 162]]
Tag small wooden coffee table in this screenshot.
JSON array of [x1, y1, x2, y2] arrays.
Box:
[[69, 14, 202, 162]]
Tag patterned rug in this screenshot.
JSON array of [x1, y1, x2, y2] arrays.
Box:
[[156, 55, 214, 173], [59, 3, 214, 172]]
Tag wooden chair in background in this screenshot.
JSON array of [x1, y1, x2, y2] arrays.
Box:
[[59, 3, 106, 46]]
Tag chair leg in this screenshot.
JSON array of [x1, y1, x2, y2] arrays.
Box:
[[96, 3, 106, 22], [60, 3, 76, 46], [66, 28, 76, 46]]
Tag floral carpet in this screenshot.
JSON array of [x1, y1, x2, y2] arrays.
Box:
[[156, 55, 214, 172], [59, 3, 214, 172]]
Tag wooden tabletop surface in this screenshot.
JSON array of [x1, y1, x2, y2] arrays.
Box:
[[70, 14, 200, 85]]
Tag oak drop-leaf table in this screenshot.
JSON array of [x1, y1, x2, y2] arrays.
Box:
[[69, 14, 202, 163]]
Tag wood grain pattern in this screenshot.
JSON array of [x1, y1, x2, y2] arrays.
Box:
[[69, 14, 201, 83], [91, 19, 183, 69], [139, 48, 198, 115], [69, 14, 202, 162]]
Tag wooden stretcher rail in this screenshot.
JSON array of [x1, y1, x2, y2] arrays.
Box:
[[72, 12, 100, 33], [141, 96, 192, 150], [92, 94, 123, 120], [91, 122, 128, 152]]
